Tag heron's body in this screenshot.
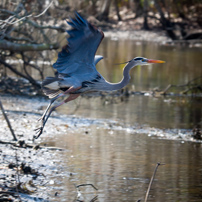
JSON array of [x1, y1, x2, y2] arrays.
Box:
[[35, 12, 165, 138]]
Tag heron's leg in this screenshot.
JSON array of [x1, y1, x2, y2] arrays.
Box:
[[38, 96, 59, 121], [38, 86, 81, 122], [35, 86, 81, 138], [35, 93, 80, 139]]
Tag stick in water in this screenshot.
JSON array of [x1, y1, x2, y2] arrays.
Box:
[[144, 162, 165, 202]]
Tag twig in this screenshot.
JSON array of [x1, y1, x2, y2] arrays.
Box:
[[0, 0, 54, 25], [0, 140, 64, 151], [0, 58, 41, 88], [74, 183, 98, 201], [0, 10, 65, 32], [162, 76, 202, 95], [89, 195, 98, 202], [15, 149, 22, 202], [0, 100, 17, 141], [144, 162, 165, 202], [33, 0, 54, 18], [76, 184, 98, 191]]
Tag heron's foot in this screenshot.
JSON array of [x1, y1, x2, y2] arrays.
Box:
[[34, 126, 44, 139]]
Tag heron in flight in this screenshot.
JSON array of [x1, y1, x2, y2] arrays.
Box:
[[35, 12, 165, 138]]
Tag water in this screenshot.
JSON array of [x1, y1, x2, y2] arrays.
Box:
[[57, 95, 201, 130], [39, 38, 202, 201], [49, 127, 202, 202]]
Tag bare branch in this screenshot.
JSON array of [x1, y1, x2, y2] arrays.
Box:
[[0, 100, 17, 141], [144, 162, 165, 202], [4, 35, 34, 43], [33, 0, 54, 18], [0, 0, 54, 26], [0, 58, 41, 88], [0, 40, 59, 51]]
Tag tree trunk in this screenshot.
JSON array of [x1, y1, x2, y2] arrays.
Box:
[[132, 0, 143, 19], [153, 0, 177, 40], [143, 0, 149, 30], [97, 0, 112, 21], [114, 0, 122, 21]]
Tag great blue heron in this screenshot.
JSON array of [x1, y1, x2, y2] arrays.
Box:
[[35, 12, 165, 138]]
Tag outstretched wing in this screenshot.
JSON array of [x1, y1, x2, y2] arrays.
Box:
[[53, 12, 104, 75]]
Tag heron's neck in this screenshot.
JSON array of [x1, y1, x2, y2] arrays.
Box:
[[105, 62, 134, 91]]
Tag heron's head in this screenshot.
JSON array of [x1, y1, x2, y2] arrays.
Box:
[[131, 57, 165, 66]]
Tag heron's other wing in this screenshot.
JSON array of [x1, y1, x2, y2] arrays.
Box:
[[53, 12, 104, 75], [94, 55, 103, 65]]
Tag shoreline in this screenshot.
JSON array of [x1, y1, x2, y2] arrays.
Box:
[[104, 30, 202, 47], [104, 29, 170, 43]]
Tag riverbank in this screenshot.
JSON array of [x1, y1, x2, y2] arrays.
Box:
[[87, 14, 202, 47]]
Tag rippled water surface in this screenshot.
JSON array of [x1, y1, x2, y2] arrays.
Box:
[[47, 124, 202, 202]]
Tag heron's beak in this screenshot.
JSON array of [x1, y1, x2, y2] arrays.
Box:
[[147, 59, 165, 64]]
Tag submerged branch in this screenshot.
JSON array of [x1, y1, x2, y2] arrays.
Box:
[[144, 162, 165, 202], [161, 76, 202, 95]]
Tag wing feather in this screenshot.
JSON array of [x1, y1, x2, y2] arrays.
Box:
[[53, 12, 104, 75]]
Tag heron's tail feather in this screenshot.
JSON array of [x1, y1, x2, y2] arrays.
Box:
[[42, 87, 63, 99], [42, 77, 62, 99]]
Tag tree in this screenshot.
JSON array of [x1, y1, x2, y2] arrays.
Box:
[[97, 0, 112, 21], [143, 0, 149, 30], [0, 0, 65, 91], [153, 0, 177, 40]]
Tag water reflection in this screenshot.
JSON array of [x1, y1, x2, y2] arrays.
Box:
[[50, 126, 202, 202]]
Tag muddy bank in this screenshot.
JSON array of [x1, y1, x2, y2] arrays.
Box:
[[0, 140, 67, 201]]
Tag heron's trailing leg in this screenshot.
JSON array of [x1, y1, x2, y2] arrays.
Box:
[[38, 86, 81, 123], [35, 93, 80, 138], [35, 87, 81, 138], [38, 96, 59, 122]]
